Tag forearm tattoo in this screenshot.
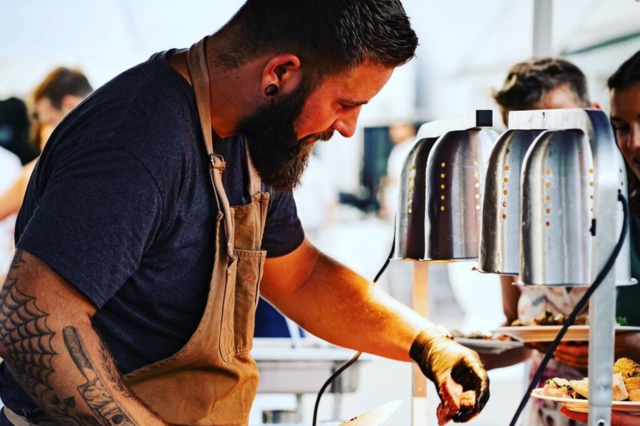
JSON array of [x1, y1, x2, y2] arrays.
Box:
[[63, 327, 135, 426], [0, 250, 138, 426]]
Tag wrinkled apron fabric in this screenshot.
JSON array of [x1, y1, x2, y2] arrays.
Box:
[[6, 36, 268, 426]]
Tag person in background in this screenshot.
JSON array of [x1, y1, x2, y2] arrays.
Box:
[[0, 146, 22, 279], [378, 121, 417, 306], [382, 121, 417, 222], [494, 57, 599, 128], [0, 2, 489, 426], [486, 57, 602, 426], [254, 147, 338, 338], [0, 67, 93, 222], [558, 48, 640, 426], [0, 98, 38, 165]]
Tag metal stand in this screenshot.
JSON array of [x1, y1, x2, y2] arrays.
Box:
[[412, 262, 429, 426]]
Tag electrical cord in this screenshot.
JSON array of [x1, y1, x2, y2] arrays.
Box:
[[508, 190, 630, 426], [311, 236, 396, 426]]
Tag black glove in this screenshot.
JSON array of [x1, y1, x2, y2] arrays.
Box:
[[410, 327, 490, 422]]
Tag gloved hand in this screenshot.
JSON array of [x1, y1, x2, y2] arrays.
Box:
[[410, 327, 490, 423]]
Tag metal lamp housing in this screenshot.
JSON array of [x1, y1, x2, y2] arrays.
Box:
[[393, 111, 498, 262]]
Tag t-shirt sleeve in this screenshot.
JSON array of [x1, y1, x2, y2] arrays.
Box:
[[261, 189, 304, 258], [17, 141, 163, 308]]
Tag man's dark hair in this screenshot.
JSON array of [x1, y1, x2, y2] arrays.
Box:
[[608, 49, 640, 214], [608, 49, 640, 91], [33, 67, 93, 110], [213, 0, 418, 80], [493, 57, 590, 125]]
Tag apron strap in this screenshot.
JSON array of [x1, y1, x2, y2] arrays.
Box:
[[244, 140, 262, 196], [186, 37, 236, 259]]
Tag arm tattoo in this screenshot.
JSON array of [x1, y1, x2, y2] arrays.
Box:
[[63, 327, 135, 426], [0, 250, 138, 426], [0, 250, 56, 400]]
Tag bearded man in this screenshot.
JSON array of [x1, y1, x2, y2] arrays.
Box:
[[0, 2, 489, 426]]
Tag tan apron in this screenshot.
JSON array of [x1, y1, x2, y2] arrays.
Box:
[[5, 37, 269, 426]]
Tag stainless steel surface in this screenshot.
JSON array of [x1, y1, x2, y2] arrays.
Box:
[[393, 111, 498, 261], [423, 129, 499, 261], [518, 129, 594, 286], [252, 339, 368, 394], [508, 108, 622, 426], [263, 410, 300, 424], [478, 129, 543, 275], [337, 400, 402, 426], [393, 136, 439, 260]]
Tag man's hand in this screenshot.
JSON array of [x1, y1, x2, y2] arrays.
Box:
[[560, 407, 640, 426], [410, 328, 490, 423]]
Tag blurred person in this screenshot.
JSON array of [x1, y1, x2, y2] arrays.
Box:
[[382, 121, 417, 222], [0, 146, 22, 279], [0, 97, 38, 165], [0, 3, 489, 426], [493, 57, 599, 128], [378, 121, 417, 306], [485, 57, 604, 426], [31, 67, 93, 130], [254, 148, 337, 338], [292, 148, 339, 246], [560, 407, 639, 426], [0, 68, 92, 223], [554, 49, 640, 371]]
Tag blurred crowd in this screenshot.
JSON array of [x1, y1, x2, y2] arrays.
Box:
[[0, 67, 93, 280]]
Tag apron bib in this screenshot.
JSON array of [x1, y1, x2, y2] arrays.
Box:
[[7, 37, 269, 426]]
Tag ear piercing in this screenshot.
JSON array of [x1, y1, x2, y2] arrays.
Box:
[[265, 84, 279, 97]]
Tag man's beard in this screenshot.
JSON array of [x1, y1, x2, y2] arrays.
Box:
[[237, 80, 333, 192]]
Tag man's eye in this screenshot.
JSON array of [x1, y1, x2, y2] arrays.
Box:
[[613, 124, 630, 133]]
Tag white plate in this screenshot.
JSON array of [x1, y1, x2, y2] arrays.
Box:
[[454, 337, 523, 354], [491, 325, 640, 343], [531, 388, 640, 414]]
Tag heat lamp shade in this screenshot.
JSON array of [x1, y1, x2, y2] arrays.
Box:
[[421, 128, 498, 261], [478, 129, 543, 275]]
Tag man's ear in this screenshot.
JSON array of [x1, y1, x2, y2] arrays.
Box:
[[261, 54, 303, 98], [60, 94, 82, 113], [588, 101, 602, 110]]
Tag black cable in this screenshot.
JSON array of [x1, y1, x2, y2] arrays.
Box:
[[508, 191, 630, 426], [311, 235, 396, 426]]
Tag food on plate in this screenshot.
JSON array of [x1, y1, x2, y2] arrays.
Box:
[[613, 357, 640, 378], [542, 358, 640, 402], [451, 330, 513, 341], [614, 358, 640, 401], [511, 311, 588, 326], [512, 311, 629, 327], [436, 376, 477, 425]]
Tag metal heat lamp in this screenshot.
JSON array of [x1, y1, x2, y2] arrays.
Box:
[[479, 108, 635, 426], [394, 110, 498, 426]]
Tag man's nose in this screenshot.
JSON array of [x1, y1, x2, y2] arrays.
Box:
[[331, 107, 362, 138], [631, 123, 640, 150]]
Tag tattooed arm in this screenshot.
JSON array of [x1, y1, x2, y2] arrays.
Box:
[[0, 250, 169, 426]]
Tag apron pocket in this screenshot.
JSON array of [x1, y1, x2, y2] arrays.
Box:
[[220, 248, 266, 362]]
